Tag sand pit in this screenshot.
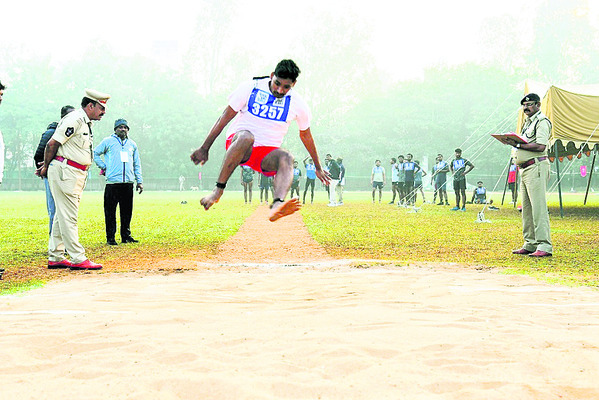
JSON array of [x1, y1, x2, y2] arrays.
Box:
[[1, 206, 598, 399]]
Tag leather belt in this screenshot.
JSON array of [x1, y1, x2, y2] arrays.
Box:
[[54, 156, 89, 171], [519, 156, 547, 169]]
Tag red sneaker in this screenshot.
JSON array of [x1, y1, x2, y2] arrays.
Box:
[[48, 259, 73, 269], [529, 250, 552, 257], [512, 248, 533, 255], [70, 259, 103, 270]]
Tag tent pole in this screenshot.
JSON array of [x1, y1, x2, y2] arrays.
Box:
[[501, 157, 512, 206], [554, 142, 564, 218], [584, 150, 597, 205]]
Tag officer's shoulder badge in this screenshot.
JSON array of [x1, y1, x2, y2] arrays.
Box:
[[65, 127, 74, 137]]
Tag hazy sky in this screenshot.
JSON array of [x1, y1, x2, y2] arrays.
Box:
[[2, 0, 597, 80]]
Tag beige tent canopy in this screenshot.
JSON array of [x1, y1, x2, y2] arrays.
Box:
[[517, 80, 599, 161]]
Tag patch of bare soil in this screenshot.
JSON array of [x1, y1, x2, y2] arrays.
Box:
[[210, 204, 334, 264]]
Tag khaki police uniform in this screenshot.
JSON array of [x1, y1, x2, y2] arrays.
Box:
[[48, 89, 109, 263], [515, 110, 552, 253]]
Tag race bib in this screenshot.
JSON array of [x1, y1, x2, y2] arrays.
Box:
[[120, 150, 129, 163], [248, 88, 290, 122], [453, 159, 466, 170]]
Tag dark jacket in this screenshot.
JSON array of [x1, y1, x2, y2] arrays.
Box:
[[34, 122, 58, 165], [327, 160, 341, 180]]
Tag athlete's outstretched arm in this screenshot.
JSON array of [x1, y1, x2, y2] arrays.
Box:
[[299, 128, 330, 185], [191, 106, 238, 166]]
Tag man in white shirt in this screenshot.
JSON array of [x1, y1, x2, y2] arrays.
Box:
[[190, 59, 329, 221], [389, 158, 400, 204], [371, 159, 386, 204]]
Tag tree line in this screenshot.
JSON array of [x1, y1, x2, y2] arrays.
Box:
[[0, 0, 596, 190]]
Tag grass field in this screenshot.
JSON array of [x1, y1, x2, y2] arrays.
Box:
[[0, 191, 256, 293], [302, 191, 599, 287], [1, 189, 598, 293]]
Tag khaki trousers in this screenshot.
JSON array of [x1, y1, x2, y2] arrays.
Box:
[[335, 183, 344, 203], [519, 160, 552, 253], [47, 161, 88, 263]]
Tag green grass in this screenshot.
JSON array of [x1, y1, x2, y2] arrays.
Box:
[[301, 191, 599, 288], [0, 190, 256, 293], [1, 189, 598, 293], [0, 280, 45, 295]]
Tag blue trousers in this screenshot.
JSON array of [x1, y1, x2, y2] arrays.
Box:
[[44, 178, 56, 235]]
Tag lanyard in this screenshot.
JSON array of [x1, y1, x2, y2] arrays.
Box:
[[116, 136, 128, 146]]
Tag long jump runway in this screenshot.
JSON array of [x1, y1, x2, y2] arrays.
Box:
[[1, 262, 598, 400]]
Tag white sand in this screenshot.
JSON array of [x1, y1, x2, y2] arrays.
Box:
[[1, 263, 598, 400]]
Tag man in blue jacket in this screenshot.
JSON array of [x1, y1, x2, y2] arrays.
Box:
[[94, 119, 143, 245]]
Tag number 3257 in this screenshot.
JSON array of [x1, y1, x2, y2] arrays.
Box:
[[251, 103, 284, 120]]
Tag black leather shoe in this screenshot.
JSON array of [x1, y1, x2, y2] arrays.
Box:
[[122, 237, 139, 243], [107, 239, 118, 246]]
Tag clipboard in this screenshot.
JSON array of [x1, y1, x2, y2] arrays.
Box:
[[491, 132, 528, 145]]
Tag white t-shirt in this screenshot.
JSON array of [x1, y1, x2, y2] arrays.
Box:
[[372, 166, 385, 182], [226, 78, 311, 147]]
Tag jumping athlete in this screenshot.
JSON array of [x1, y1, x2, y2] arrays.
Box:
[[190, 59, 329, 221]]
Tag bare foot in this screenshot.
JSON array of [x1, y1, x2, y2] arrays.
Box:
[[269, 198, 301, 222], [200, 188, 224, 210]]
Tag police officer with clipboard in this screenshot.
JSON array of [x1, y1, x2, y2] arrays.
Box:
[[506, 93, 553, 257]]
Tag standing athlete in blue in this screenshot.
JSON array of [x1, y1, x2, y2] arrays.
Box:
[[450, 148, 475, 211], [303, 156, 317, 204], [290, 160, 302, 198], [403, 153, 421, 205]]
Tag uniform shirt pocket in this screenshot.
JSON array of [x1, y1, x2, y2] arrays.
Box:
[[78, 133, 91, 149]]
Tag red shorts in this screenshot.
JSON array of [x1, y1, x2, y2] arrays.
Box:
[[226, 135, 278, 177]]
